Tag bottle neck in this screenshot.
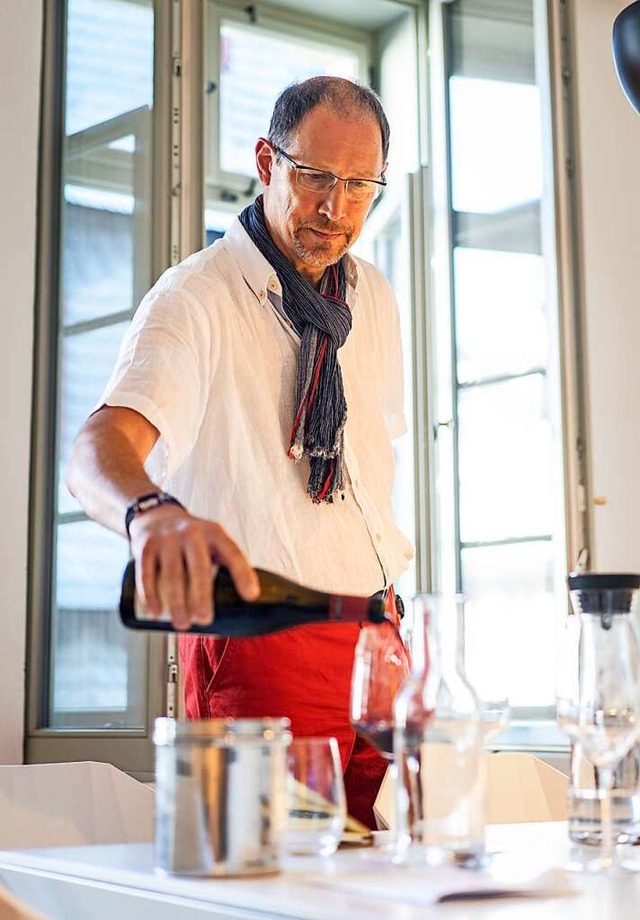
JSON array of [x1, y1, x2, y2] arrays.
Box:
[[422, 595, 466, 678]]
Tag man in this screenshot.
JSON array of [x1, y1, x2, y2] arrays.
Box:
[[67, 76, 413, 827]]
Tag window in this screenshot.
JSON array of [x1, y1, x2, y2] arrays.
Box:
[[429, 0, 571, 744], [28, 0, 161, 767], [30, 0, 421, 772], [204, 0, 369, 234], [32, 0, 576, 771]]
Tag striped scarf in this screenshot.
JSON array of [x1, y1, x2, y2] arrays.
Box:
[[239, 195, 352, 503]]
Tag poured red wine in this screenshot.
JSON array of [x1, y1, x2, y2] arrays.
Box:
[[119, 560, 387, 638], [352, 720, 395, 757]]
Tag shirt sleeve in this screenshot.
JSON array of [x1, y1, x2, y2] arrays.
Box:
[[97, 279, 214, 478]]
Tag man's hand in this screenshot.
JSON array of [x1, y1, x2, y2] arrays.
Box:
[[128, 504, 260, 630]]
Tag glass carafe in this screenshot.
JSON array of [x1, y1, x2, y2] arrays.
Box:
[[565, 572, 640, 849], [394, 595, 484, 866]]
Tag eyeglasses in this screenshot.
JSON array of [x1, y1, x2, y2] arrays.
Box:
[[273, 146, 386, 202]]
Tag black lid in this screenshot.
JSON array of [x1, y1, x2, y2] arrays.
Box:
[[567, 572, 640, 591], [567, 572, 640, 617]]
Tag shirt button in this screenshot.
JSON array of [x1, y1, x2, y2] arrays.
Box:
[[268, 279, 278, 291], [376, 533, 382, 542], [259, 290, 266, 299]]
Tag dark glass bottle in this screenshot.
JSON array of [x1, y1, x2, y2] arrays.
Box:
[[119, 560, 387, 638]]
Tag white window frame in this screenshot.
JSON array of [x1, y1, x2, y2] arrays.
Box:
[[203, 0, 372, 208]]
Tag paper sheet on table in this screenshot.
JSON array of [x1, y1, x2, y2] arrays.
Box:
[[0, 761, 154, 850], [309, 865, 578, 905], [289, 778, 371, 844]]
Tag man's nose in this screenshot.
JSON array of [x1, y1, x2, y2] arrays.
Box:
[[317, 181, 349, 221]]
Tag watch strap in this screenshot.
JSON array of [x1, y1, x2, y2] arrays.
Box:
[[125, 491, 185, 538]]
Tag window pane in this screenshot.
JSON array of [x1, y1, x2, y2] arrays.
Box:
[[58, 323, 129, 515], [454, 248, 548, 384], [42, 0, 155, 736], [449, 76, 543, 214], [462, 541, 557, 709], [437, 0, 568, 740], [52, 520, 145, 728], [66, 0, 153, 135], [218, 20, 361, 177], [458, 375, 555, 544], [62, 202, 134, 325]]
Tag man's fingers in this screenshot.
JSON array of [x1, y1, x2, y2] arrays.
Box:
[[184, 539, 215, 625], [137, 544, 160, 615], [157, 547, 190, 630], [208, 525, 260, 601], [131, 513, 259, 630]]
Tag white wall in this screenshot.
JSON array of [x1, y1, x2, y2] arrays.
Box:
[[572, 0, 640, 571], [0, 1, 42, 762]]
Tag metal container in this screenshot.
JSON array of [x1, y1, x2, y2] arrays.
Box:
[[154, 716, 291, 876]]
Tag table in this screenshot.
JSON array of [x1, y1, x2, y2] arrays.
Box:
[[0, 822, 638, 919]]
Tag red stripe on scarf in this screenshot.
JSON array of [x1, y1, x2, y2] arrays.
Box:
[[288, 336, 328, 456]]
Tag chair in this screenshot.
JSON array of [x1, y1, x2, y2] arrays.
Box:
[[0, 761, 154, 850], [0, 885, 50, 920], [373, 749, 568, 829], [484, 752, 567, 824]]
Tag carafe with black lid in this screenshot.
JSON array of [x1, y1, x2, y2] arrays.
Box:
[[566, 571, 640, 846]]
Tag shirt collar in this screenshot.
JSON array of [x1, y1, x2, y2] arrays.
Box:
[[225, 217, 359, 304]]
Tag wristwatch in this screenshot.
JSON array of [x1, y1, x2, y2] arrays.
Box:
[[124, 491, 185, 538]]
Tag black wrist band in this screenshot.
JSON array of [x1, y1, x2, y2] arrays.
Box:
[[124, 491, 185, 538]]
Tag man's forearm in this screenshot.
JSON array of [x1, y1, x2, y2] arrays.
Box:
[[66, 408, 160, 536]]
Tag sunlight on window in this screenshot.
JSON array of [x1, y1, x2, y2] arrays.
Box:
[[457, 375, 555, 544], [66, 0, 153, 136], [454, 248, 548, 383], [219, 21, 360, 177], [449, 76, 543, 214], [463, 541, 558, 708]]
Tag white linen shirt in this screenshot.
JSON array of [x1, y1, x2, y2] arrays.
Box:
[[99, 218, 414, 595]]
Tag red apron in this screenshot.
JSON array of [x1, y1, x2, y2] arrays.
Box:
[[179, 590, 402, 829]]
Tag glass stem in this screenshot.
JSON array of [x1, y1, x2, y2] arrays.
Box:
[[599, 766, 615, 869], [404, 747, 423, 843]]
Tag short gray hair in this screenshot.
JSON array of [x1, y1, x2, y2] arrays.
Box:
[[267, 76, 390, 163]]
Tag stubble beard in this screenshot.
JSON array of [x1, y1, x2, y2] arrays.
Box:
[[293, 222, 353, 268]]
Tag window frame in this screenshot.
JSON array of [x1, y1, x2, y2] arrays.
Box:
[[26, 0, 172, 778], [203, 0, 372, 207], [425, 0, 589, 749]]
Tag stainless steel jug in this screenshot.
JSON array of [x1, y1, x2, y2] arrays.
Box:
[[154, 716, 291, 876]]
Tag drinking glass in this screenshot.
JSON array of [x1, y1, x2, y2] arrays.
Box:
[[350, 623, 410, 853], [283, 736, 346, 857], [350, 624, 410, 761], [557, 610, 640, 872]]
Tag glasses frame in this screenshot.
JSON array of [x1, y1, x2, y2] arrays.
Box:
[[272, 145, 387, 201]]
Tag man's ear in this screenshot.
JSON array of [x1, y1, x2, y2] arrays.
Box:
[[255, 137, 275, 185]]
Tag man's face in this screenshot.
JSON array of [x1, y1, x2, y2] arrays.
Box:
[[255, 104, 385, 285]]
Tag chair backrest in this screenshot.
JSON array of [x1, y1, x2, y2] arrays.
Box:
[[373, 749, 568, 829], [485, 752, 568, 824], [0, 885, 50, 920], [0, 761, 154, 850]]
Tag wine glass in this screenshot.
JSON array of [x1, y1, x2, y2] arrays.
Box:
[[350, 623, 410, 849], [350, 623, 410, 760], [557, 610, 640, 872]]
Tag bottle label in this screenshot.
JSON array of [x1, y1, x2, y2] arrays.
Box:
[[133, 564, 220, 622]]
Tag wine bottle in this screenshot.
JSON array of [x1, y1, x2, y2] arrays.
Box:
[[119, 560, 388, 638]]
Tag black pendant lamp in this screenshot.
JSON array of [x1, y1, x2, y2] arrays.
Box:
[[613, 1, 640, 114]]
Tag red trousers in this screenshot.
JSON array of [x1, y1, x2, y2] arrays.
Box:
[[179, 606, 401, 829]]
